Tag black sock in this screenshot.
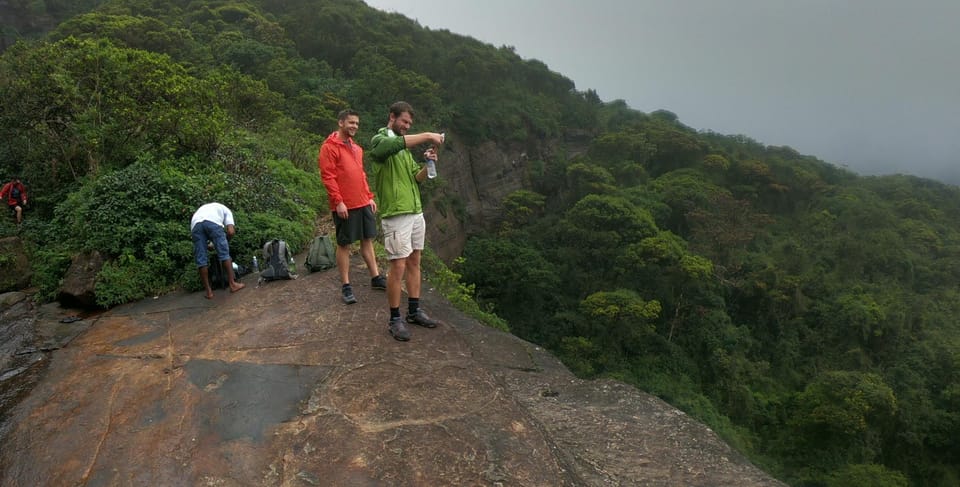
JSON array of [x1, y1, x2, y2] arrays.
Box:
[[390, 307, 401, 319], [407, 297, 419, 315], [342, 283, 351, 289]]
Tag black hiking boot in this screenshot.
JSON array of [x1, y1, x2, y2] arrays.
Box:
[[341, 285, 357, 305], [406, 309, 439, 328], [371, 274, 387, 290], [389, 317, 410, 341]]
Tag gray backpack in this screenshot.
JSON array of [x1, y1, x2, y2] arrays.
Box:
[[260, 239, 292, 280]]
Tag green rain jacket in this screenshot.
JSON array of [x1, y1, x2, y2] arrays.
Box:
[[368, 127, 423, 219]]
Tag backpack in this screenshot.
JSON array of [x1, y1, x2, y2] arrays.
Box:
[[305, 234, 336, 272], [209, 259, 228, 290], [260, 239, 292, 281], [210, 261, 246, 289]]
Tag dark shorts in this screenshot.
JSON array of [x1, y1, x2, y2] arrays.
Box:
[[191, 220, 230, 267], [333, 205, 378, 246]]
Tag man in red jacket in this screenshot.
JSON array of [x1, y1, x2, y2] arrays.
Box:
[[318, 109, 387, 304], [0, 176, 27, 225]]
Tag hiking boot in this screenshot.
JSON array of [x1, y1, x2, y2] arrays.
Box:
[[341, 285, 357, 305], [389, 317, 410, 341], [371, 274, 387, 290], [406, 309, 439, 328]]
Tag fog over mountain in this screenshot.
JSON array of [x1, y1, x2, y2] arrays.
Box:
[[365, 0, 960, 185]]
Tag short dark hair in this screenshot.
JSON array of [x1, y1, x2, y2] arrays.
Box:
[[389, 101, 414, 119], [338, 109, 359, 121]]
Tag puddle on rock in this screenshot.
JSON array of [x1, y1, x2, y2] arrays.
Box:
[[184, 359, 333, 442]]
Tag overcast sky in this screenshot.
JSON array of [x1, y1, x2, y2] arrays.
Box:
[[364, 0, 960, 184]]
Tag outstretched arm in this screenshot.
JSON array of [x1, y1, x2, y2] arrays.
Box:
[[402, 132, 444, 148]]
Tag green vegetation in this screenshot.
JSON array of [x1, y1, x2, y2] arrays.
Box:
[[463, 128, 960, 485], [421, 251, 509, 333], [1, 1, 958, 485]]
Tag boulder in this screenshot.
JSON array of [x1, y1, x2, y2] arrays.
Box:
[[57, 251, 104, 309], [0, 237, 31, 293], [0, 291, 28, 310]]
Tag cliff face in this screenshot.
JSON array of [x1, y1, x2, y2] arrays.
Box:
[[0, 255, 786, 486], [423, 135, 569, 262]]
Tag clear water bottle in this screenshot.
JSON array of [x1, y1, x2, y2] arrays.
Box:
[[426, 132, 442, 178], [252, 256, 259, 272]]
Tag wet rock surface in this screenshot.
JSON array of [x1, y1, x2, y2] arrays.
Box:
[[0, 258, 785, 486], [0, 291, 98, 441]]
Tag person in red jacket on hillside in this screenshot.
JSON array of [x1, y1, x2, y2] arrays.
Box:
[[0, 176, 27, 225], [318, 109, 387, 305]]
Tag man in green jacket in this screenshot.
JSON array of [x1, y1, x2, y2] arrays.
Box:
[[368, 101, 446, 341]]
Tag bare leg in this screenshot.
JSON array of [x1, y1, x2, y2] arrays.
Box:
[[224, 258, 245, 293], [15, 206, 22, 225], [359, 239, 381, 277], [387, 258, 406, 308], [405, 250, 422, 299], [199, 266, 214, 299], [336, 244, 351, 285]]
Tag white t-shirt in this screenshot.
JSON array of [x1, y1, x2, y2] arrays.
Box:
[[190, 203, 235, 230]]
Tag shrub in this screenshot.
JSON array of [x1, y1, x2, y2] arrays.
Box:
[[420, 250, 509, 332], [43, 152, 320, 304], [95, 257, 162, 307]]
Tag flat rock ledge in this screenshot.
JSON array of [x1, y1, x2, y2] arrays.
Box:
[[0, 258, 785, 486]]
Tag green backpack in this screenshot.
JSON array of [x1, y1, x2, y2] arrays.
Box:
[[305, 234, 336, 272]]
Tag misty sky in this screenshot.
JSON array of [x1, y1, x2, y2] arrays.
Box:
[[364, 0, 960, 184]]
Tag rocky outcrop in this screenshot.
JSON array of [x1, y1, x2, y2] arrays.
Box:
[[57, 250, 104, 309], [0, 256, 785, 486], [0, 292, 32, 374], [0, 237, 31, 293]]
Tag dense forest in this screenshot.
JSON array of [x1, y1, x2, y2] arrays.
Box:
[[1, 1, 958, 485]]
